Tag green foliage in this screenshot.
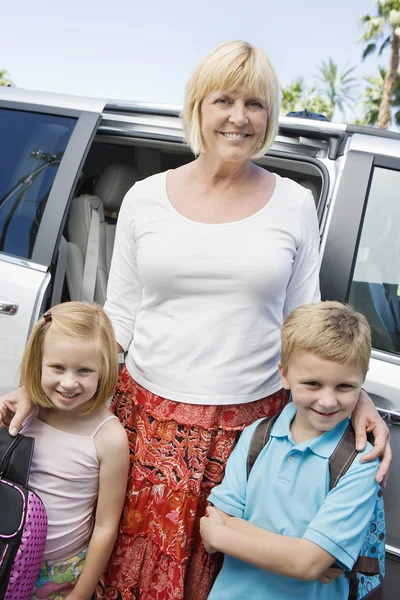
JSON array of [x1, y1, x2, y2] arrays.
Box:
[[280, 78, 305, 114], [360, 0, 400, 128], [315, 57, 359, 118], [0, 69, 13, 87], [356, 66, 400, 126], [281, 58, 358, 120], [360, 1, 400, 55]]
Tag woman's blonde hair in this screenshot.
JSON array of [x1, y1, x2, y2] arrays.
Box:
[[280, 301, 371, 378], [20, 302, 118, 414], [182, 40, 280, 158]]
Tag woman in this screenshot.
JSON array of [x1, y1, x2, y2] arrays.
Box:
[[0, 41, 391, 600]]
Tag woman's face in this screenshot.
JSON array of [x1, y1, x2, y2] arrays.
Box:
[[200, 88, 268, 163]]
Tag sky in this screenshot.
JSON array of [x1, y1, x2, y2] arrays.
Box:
[[0, 0, 388, 122]]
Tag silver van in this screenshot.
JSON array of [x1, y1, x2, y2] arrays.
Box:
[[0, 87, 399, 597]]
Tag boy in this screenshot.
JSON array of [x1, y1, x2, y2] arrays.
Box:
[[200, 301, 380, 600]]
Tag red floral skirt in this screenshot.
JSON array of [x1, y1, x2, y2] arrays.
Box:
[[95, 367, 288, 600]]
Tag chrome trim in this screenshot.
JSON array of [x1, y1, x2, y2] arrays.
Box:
[[27, 271, 51, 340], [98, 126, 184, 143], [279, 116, 347, 133], [349, 132, 400, 159], [386, 544, 400, 558], [102, 113, 183, 131], [371, 348, 400, 367], [0, 298, 18, 315], [377, 408, 400, 423], [0, 87, 106, 113], [0, 253, 47, 272], [105, 100, 181, 117]]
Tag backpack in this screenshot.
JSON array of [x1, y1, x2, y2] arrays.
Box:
[[0, 428, 48, 600], [246, 414, 385, 600]]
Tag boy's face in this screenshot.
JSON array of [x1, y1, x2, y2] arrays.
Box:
[[279, 352, 365, 437]]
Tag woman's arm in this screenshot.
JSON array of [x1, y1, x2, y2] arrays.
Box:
[[200, 507, 334, 581], [352, 389, 391, 484], [282, 191, 321, 319], [66, 420, 129, 600], [0, 385, 32, 435], [103, 187, 144, 353]]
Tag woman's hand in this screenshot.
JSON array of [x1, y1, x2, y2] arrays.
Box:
[[0, 386, 32, 435], [352, 389, 391, 485], [200, 506, 225, 554]]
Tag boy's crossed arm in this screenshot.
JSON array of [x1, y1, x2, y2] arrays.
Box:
[[200, 506, 335, 582]]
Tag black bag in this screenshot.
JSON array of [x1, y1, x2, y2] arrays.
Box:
[[0, 428, 48, 600]]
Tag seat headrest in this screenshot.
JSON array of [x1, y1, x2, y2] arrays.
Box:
[[94, 163, 140, 212]]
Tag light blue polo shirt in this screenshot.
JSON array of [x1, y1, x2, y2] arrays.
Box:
[[208, 402, 379, 600]]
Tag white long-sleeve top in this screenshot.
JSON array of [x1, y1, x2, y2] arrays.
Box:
[[104, 171, 320, 405]]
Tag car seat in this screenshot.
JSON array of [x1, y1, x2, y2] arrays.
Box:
[[66, 163, 140, 305]]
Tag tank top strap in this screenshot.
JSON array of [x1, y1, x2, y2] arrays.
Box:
[[91, 415, 118, 438]]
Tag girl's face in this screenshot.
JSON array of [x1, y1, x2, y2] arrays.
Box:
[[41, 330, 101, 413]]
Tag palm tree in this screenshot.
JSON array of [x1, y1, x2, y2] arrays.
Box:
[[281, 78, 304, 114], [302, 88, 334, 119], [315, 58, 359, 119], [281, 79, 333, 118], [0, 69, 13, 87], [360, 0, 400, 128], [357, 66, 400, 126]]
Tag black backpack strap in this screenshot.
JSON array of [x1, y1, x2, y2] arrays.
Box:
[[329, 422, 358, 491], [246, 413, 280, 479], [0, 428, 34, 487], [329, 423, 380, 576]]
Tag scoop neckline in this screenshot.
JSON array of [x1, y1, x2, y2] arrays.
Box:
[[163, 170, 279, 227]]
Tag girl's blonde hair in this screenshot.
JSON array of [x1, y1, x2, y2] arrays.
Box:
[[20, 302, 118, 414], [182, 40, 280, 158], [280, 301, 371, 378]]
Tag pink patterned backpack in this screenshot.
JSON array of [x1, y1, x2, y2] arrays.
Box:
[[0, 429, 48, 600]]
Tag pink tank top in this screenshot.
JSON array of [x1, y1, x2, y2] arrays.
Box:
[[23, 414, 117, 561]]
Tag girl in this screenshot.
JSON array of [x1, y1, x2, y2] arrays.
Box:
[[19, 301, 129, 600]]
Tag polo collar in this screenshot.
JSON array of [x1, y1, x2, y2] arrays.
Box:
[[270, 402, 351, 458]]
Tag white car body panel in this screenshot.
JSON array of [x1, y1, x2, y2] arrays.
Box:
[[0, 259, 50, 395]]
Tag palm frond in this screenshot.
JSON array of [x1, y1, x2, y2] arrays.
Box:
[[362, 43, 377, 60], [379, 35, 392, 53]]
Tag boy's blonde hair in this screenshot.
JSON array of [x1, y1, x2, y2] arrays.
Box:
[[182, 40, 280, 158], [20, 302, 118, 414], [280, 301, 371, 378]]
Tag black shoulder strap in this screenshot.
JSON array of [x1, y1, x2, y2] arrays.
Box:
[[329, 423, 380, 577], [329, 422, 358, 491], [246, 413, 280, 479], [0, 428, 34, 487]]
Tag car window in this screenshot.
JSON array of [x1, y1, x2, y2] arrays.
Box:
[[349, 166, 400, 355], [0, 108, 76, 259]]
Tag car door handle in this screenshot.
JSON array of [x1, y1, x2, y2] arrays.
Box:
[[369, 392, 400, 425], [0, 299, 19, 315]]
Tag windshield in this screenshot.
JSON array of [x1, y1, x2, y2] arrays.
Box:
[[0, 108, 76, 259]]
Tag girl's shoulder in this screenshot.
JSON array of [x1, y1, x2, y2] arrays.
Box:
[[91, 409, 128, 461]]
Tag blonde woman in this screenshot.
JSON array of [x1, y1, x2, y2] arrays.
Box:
[[0, 41, 390, 600]]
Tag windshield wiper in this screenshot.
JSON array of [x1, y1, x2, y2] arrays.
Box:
[[0, 150, 63, 211], [0, 150, 63, 251]]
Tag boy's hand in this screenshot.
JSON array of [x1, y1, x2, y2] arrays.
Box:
[[318, 566, 343, 584], [200, 506, 224, 554]]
